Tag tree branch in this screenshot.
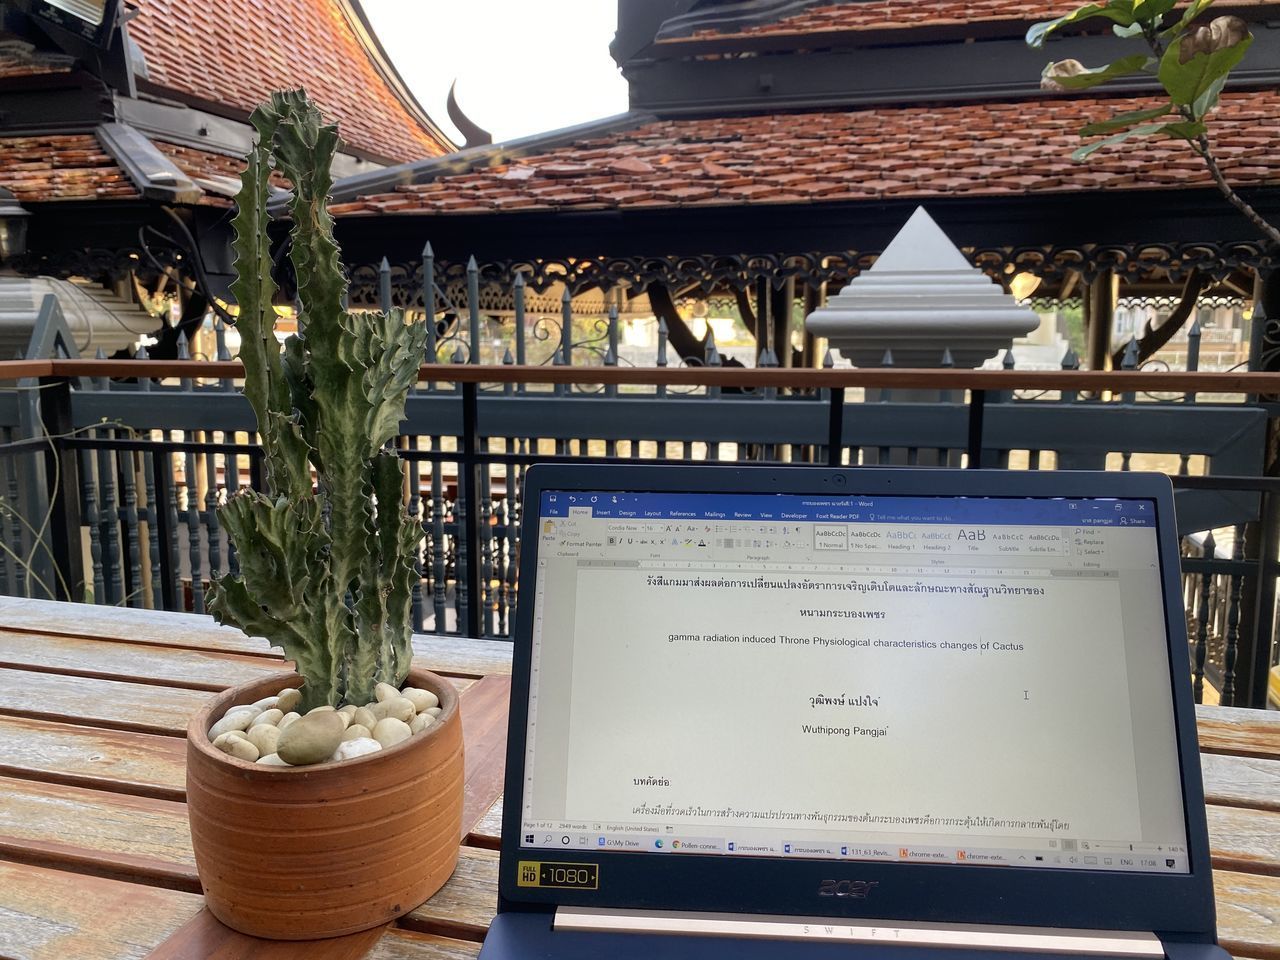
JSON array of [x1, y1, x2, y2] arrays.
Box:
[[1139, 23, 1280, 247], [1190, 134, 1280, 246]]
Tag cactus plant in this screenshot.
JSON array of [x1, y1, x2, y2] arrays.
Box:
[[208, 91, 426, 712]]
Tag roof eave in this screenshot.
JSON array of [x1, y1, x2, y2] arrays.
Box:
[[311, 111, 656, 213], [338, 0, 457, 154], [95, 121, 204, 204]]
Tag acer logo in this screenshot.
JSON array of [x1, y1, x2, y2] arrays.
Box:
[[817, 880, 879, 898]]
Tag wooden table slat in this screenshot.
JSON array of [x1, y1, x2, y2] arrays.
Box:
[[0, 666, 212, 737], [0, 597, 512, 677], [371, 929, 482, 960], [1203, 753, 1280, 813], [0, 598, 280, 657], [0, 629, 286, 691], [402, 847, 499, 941], [0, 860, 204, 960], [467, 797, 502, 849], [0, 715, 185, 801], [411, 639, 513, 679], [1215, 869, 1280, 960], [144, 910, 391, 959], [1198, 705, 1280, 761], [458, 675, 510, 842], [1208, 805, 1280, 877], [0, 598, 1276, 960], [0, 775, 198, 891]]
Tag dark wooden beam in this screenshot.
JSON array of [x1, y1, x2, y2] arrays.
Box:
[[1085, 270, 1117, 371], [646, 282, 702, 361], [15, 359, 1280, 395]]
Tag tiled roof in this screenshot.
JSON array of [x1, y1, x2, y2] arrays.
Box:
[[0, 37, 75, 79], [0, 135, 137, 202], [660, 0, 1278, 44], [126, 0, 450, 164], [153, 141, 291, 204], [329, 90, 1280, 217]]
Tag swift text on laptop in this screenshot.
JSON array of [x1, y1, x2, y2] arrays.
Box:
[[483, 466, 1225, 960]]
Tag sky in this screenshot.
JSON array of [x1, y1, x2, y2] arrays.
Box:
[[361, 1, 631, 146]]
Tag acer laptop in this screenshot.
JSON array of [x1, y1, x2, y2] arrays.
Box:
[[480, 465, 1226, 960]]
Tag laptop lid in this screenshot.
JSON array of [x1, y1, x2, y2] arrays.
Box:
[[498, 465, 1216, 939]]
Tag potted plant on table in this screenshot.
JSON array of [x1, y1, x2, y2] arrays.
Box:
[[184, 90, 463, 941]]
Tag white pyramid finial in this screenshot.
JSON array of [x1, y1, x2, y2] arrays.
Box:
[[803, 206, 1039, 369], [871, 207, 972, 273]]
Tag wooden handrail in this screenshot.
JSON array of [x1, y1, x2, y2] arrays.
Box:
[[2, 359, 1279, 393]]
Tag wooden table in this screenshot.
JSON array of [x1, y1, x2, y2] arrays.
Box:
[[0, 598, 1277, 959]]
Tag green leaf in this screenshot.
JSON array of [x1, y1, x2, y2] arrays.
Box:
[[1190, 72, 1228, 119], [1079, 103, 1173, 135], [1042, 53, 1151, 90], [1164, 0, 1217, 37], [1132, 0, 1179, 22], [1157, 119, 1209, 139], [1158, 30, 1252, 105], [1027, 1, 1136, 47], [1072, 121, 1168, 159], [1114, 21, 1146, 37]]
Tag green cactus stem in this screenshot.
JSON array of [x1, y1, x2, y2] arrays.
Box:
[[207, 90, 425, 711]]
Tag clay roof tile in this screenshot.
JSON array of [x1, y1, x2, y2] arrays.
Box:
[[338, 89, 1280, 218]]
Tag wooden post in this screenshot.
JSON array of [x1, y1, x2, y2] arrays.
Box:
[[802, 283, 825, 369], [1085, 269, 1117, 371], [771, 278, 795, 369]]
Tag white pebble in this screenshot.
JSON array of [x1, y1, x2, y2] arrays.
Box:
[[373, 682, 400, 703], [370, 697, 415, 724], [276, 688, 302, 713], [331, 737, 383, 762], [352, 706, 377, 730], [409, 713, 435, 735], [257, 753, 292, 766], [372, 717, 412, 749], [251, 708, 284, 727], [250, 696, 279, 712], [278, 712, 301, 729], [209, 707, 259, 739], [338, 705, 358, 719], [342, 723, 372, 742], [401, 687, 439, 712], [307, 705, 336, 715], [245, 723, 280, 757], [212, 731, 259, 762], [425, 706, 442, 718]]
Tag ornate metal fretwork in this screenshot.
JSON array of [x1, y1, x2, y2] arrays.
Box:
[[14, 246, 186, 287], [346, 241, 1275, 309]]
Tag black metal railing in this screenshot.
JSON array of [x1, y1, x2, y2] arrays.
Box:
[[2, 358, 1279, 709]]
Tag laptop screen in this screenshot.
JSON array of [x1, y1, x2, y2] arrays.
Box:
[[518, 490, 1190, 876]]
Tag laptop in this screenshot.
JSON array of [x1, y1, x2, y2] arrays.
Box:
[[480, 464, 1227, 960]]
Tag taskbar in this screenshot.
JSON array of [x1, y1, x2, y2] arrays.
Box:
[[518, 827, 1188, 874]]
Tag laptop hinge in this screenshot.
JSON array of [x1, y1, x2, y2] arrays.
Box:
[[555, 907, 1165, 956]]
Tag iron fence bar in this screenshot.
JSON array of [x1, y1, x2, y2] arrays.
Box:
[[38, 376, 83, 602], [148, 447, 174, 611], [826, 387, 844, 467], [0, 435, 53, 456], [966, 389, 986, 470], [61, 437, 264, 455], [1243, 484, 1280, 707], [459, 380, 483, 639]]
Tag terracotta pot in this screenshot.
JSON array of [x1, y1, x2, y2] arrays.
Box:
[[186, 668, 464, 940]]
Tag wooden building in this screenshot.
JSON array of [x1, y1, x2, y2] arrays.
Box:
[[324, 0, 1280, 369]]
